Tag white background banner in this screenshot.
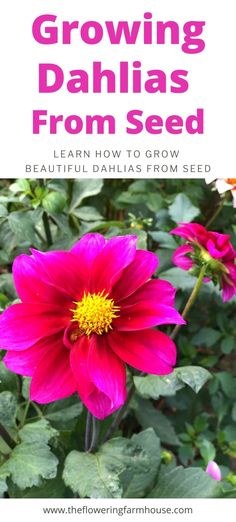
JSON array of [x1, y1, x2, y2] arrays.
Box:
[[1, 0, 235, 178], [0, 498, 236, 521]]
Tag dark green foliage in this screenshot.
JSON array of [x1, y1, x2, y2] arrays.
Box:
[[0, 178, 236, 498]]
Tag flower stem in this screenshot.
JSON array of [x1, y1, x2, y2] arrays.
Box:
[[171, 264, 206, 340], [206, 196, 226, 228], [85, 411, 99, 453], [89, 416, 100, 453], [102, 268, 207, 444], [102, 384, 135, 443], [85, 411, 92, 451], [0, 422, 16, 450], [38, 179, 53, 247], [19, 400, 30, 429], [42, 211, 53, 247]]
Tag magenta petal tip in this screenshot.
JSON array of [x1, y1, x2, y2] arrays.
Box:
[[206, 460, 222, 481]]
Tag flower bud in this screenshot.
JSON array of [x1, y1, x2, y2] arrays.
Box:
[[206, 460, 222, 481]]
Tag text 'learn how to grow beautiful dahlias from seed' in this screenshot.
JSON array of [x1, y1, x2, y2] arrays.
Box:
[[171, 223, 236, 302], [0, 234, 185, 419]]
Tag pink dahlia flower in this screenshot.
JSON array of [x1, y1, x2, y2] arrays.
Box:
[[171, 223, 236, 302], [206, 461, 222, 481], [0, 234, 185, 419]]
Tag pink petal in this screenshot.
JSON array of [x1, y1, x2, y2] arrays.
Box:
[[206, 239, 229, 259], [71, 233, 106, 268], [112, 250, 158, 301], [211, 232, 231, 247], [30, 338, 77, 403], [88, 334, 126, 411], [3, 335, 57, 376], [0, 303, 69, 351], [13, 254, 70, 305], [70, 336, 123, 419], [114, 301, 185, 330], [172, 245, 194, 270], [85, 389, 120, 420], [170, 223, 207, 242], [109, 329, 176, 374], [225, 262, 236, 282], [222, 281, 236, 302], [90, 235, 137, 293], [117, 279, 177, 308], [206, 461, 221, 481], [70, 336, 94, 399], [30, 249, 87, 299], [222, 281, 235, 302], [221, 262, 236, 301]]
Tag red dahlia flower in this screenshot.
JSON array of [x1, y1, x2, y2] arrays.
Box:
[[0, 234, 185, 419], [171, 223, 236, 302]]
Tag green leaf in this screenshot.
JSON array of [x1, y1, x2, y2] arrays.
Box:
[[198, 440, 216, 464], [42, 192, 66, 213], [134, 366, 211, 399], [159, 267, 197, 290], [0, 391, 17, 429], [8, 211, 38, 244], [148, 466, 221, 498], [22, 377, 30, 400], [175, 366, 212, 393], [120, 228, 147, 250], [224, 425, 236, 443], [1, 442, 58, 489], [169, 193, 200, 223], [221, 336, 235, 354], [116, 191, 146, 206], [149, 231, 178, 249], [63, 436, 152, 499], [192, 328, 221, 347], [0, 471, 9, 498], [63, 450, 122, 498], [70, 179, 103, 211], [0, 204, 8, 218], [232, 404, 236, 422], [45, 396, 83, 430], [72, 206, 104, 221], [216, 372, 236, 399], [194, 416, 208, 433], [0, 362, 18, 393], [19, 420, 58, 444], [133, 398, 180, 446], [178, 445, 195, 466], [134, 373, 184, 400], [146, 193, 163, 213], [9, 179, 31, 194], [121, 429, 161, 498], [0, 274, 17, 299], [7, 473, 69, 499]]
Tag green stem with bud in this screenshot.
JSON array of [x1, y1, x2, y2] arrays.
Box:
[[0, 422, 16, 450], [171, 264, 206, 340], [206, 195, 226, 228], [102, 265, 207, 442], [86, 198, 225, 446], [85, 411, 100, 453]]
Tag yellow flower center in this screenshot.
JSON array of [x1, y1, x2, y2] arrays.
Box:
[[71, 291, 120, 336]]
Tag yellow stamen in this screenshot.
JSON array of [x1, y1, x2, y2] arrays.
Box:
[[71, 291, 120, 336]]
